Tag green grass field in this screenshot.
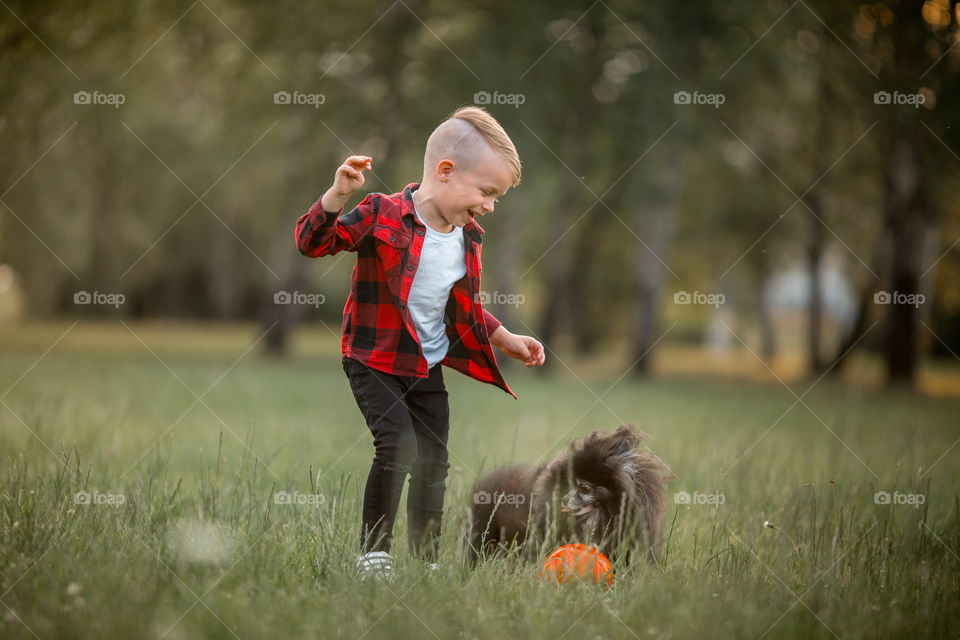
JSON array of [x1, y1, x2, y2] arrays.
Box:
[[1, 322, 958, 639]]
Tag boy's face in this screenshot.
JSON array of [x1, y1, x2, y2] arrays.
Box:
[[433, 148, 514, 228]]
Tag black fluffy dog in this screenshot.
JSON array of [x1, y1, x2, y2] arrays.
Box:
[[467, 424, 673, 565]]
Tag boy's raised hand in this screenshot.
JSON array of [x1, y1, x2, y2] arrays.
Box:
[[332, 155, 373, 197], [323, 155, 373, 212]]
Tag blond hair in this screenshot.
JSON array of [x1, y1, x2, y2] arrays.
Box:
[[423, 106, 521, 187]]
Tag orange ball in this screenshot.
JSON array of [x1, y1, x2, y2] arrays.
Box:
[[539, 544, 615, 587]]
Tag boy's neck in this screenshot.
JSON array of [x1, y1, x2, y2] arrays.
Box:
[[413, 186, 454, 233]]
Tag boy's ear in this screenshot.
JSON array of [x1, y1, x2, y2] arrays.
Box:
[[436, 159, 455, 182]]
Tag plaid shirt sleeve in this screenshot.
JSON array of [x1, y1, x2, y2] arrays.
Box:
[[483, 309, 502, 336], [294, 193, 379, 257]]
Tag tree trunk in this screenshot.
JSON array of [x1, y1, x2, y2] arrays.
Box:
[[535, 178, 577, 371], [534, 13, 604, 372], [261, 111, 313, 355], [805, 199, 825, 373], [207, 205, 242, 320], [629, 151, 681, 376], [569, 214, 600, 354], [883, 128, 932, 386], [804, 64, 837, 375], [752, 250, 777, 362], [82, 117, 122, 319]]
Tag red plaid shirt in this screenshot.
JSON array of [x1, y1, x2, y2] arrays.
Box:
[[295, 183, 515, 398]]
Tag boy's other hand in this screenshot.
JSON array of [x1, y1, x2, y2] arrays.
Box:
[[490, 327, 546, 367], [323, 155, 373, 211]]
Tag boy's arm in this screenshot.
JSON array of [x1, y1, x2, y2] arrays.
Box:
[[295, 155, 376, 257], [295, 193, 378, 257]]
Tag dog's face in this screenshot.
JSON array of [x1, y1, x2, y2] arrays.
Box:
[[560, 478, 612, 516], [566, 428, 638, 501], [558, 430, 638, 519]]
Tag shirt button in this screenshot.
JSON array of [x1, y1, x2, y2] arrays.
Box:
[[389, 235, 395, 242], [407, 264, 414, 271], [416, 229, 424, 236]]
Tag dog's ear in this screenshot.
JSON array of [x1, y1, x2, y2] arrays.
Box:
[[612, 424, 642, 452], [612, 437, 632, 457]]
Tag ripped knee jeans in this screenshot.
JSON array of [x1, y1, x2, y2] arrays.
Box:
[[342, 357, 451, 559]]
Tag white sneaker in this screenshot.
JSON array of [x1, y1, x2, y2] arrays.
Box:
[[356, 551, 395, 581]]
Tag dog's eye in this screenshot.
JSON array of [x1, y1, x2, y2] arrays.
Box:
[[577, 483, 590, 493]]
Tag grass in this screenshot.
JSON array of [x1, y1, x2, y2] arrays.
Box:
[[1, 321, 958, 639]]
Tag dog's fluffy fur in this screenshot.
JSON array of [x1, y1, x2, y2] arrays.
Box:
[[467, 424, 673, 565]]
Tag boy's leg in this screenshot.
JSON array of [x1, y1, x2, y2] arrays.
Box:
[[342, 357, 418, 555], [404, 363, 451, 561]]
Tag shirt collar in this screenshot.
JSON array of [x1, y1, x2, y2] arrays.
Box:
[[403, 183, 485, 243]]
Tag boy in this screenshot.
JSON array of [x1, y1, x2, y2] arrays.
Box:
[[294, 107, 545, 578]]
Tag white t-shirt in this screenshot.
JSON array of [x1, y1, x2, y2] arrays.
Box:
[[408, 203, 467, 367]]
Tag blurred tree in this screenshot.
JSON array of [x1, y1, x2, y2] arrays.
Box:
[[864, 0, 959, 385]]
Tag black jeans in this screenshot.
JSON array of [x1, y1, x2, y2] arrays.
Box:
[[342, 357, 450, 560]]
